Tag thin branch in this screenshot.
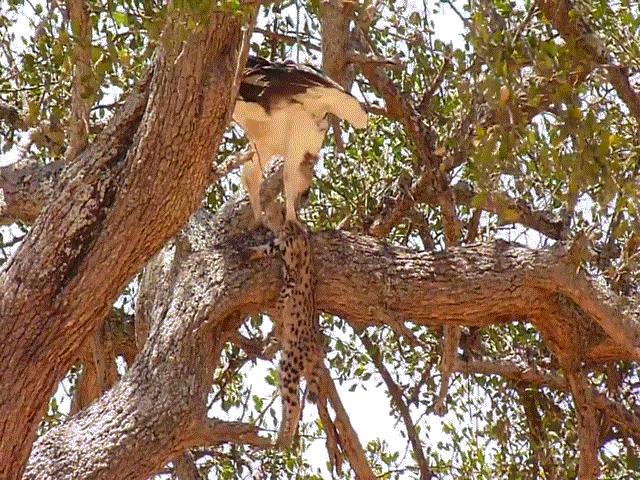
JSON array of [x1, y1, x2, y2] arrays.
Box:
[[454, 183, 568, 241], [515, 386, 558, 479], [465, 207, 482, 243], [64, 0, 94, 160], [355, 36, 460, 239], [359, 333, 434, 480], [408, 208, 436, 251], [346, 52, 403, 69], [253, 27, 320, 51], [458, 359, 640, 440], [536, 0, 640, 124], [434, 325, 461, 416], [417, 57, 451, 115], [564, 368, 600, 479]]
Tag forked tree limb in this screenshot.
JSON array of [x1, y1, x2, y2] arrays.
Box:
[[316, 396, 344, 476], [317, 365, 377, 480]]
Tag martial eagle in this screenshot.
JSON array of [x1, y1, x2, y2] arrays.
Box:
[[233, 55, 368, 224]]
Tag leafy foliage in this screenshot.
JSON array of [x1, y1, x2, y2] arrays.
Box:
[[2, 0, 640, 478]]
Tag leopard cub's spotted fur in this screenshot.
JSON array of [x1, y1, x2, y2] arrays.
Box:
[[249, 220, 322, 448]]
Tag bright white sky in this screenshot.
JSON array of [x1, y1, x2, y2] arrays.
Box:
[[0, 1, 480, 478]]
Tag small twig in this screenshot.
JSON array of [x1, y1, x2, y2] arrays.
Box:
[[346, 52, 403, 69], [510, 2, 538, 49], [0, 233, 26, 249], [440, 0, 469, 25], [253, 27, 320, 52], [417, 57, 451, 115]]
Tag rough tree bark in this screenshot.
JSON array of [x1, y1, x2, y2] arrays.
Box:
[[0, 5, 249, 477]]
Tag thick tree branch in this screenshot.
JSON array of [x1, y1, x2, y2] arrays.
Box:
[[0, 144, 253, 227], [69, 308, 134, 415], [189, 419, 272, 450], [0, 160, 64, 224], [320, 0, 357, 153], [69, 324, 119, 415], [320, 0, 355, 89]]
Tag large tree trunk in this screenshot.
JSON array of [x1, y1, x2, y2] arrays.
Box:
[[0, 7, 247, 477]]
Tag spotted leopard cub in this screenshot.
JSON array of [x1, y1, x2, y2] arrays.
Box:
[[249, 220, 322, 448]]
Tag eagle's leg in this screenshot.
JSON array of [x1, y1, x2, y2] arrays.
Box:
[[241, 156, 264, 225]]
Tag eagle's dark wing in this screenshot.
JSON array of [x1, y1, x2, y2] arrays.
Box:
[[237, 55, 367, 128], [240, 56, 341, 103]]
